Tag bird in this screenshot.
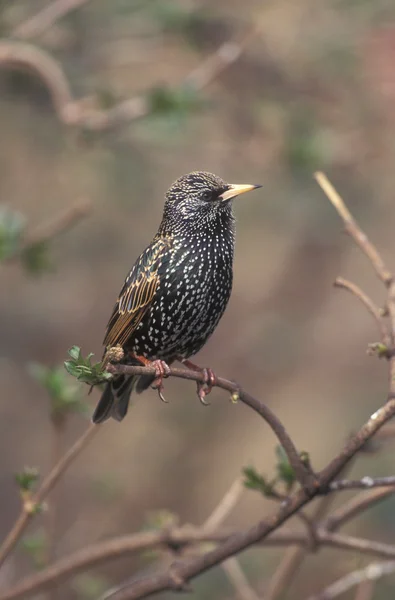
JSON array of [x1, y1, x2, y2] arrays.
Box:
[[92, 171, 261, 424]]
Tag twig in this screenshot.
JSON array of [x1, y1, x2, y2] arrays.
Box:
[[323, 486, 395, 532], [13, 0, 94, 40], [22, 198, 91, 249], [306, 561, 395, 600], [5, 526, 395, 600], [265, 466, 351, 600], [222, 561, 260, 600], [314, 172, 392, 285], [107, 363, 315, 491], [202, 478, 259, 600], [0, 424, 98, 569], [203, 478, 244, 531], [0, 20, 260, 131], [334, 277, 389, 344], [354, 580, 375, 600], [329, 476, 395, 492]]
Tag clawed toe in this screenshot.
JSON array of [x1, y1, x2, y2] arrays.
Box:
[[150, 360, 171, 403], [196, 367, 216, 406]]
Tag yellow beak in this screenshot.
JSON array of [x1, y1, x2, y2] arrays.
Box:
[[219, 183, 262, 202]]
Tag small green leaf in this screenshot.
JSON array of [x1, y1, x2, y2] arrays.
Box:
[[64, 346, 112, 386], [15, 466, 40, 492], [275, 445, 295, 491], [20, 241, 53, 275], [242, 466, 276, 497], [29, 362, 86, 418]]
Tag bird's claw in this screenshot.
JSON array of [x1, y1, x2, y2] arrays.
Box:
[[196, 368, 216, 406], [150, 360, 171, 403]]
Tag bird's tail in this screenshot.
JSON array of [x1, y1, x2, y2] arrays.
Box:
[[92, 371, 157, 424], [92, 375, 136, 423]]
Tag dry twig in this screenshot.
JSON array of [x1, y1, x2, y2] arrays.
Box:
[[13, 0, 94, 40], [0, 424, 98, 569]]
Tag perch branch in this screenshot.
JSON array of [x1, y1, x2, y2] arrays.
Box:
[[106, 363, 315, 491]]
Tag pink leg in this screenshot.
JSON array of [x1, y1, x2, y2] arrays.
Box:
[[179, 358, 217, 405], [130, 353, 171, 403]]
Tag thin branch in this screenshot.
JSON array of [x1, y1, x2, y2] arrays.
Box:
[[314, 172, 392, 285], [4, 526, 395, 600], [329, 476, 395, 492], [354, 580, 375, 600], [0, 21, 261, 131], [306, 561, 395, 600], [323, 486, 395, 532], [265, 462, 353, 600], [221, 560, 260, 600], [0, 424, 98, 569], [22, 198, 91, 250], [13, 0, 94, 40], [334, 277, 389, 344], [203, 478, 244, 531], [106, 363, 315, 491]]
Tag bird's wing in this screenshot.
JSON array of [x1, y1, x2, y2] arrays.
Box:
[[103, 237, 170, 351]]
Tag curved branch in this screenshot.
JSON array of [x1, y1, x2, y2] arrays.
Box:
[[106, 363, 314, 490]]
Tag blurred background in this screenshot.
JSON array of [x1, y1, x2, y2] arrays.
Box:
[[1, 1, 395, 598]]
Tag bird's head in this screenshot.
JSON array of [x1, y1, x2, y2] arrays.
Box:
[[160, 171, 261, 234]]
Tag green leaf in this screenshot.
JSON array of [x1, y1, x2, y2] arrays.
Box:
[[275, 445, 295, 492], [15, 466, 40, 492], [29, 362, 86, 418], [20, 241, 53, 275], [242, 466, 276, 497], [64, 346, 112, 386]]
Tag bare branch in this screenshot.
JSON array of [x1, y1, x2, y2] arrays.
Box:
[[334, 277, 390, 344], [305, 561, 395, 600], [314, 172, 392, 285], [323, 486, 395, 532], [13, 0, 94, 40], [329, 476, 395, 492], [0, 424, 98, 568], [4, 525, 395, 600], [0, 20, 261, 132]]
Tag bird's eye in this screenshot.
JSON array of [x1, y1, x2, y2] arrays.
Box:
[[202, 190, 212, 201]]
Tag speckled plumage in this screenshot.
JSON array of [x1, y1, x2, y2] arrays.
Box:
[[92, 171, 260, 423]]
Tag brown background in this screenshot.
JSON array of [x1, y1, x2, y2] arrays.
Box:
[[1, 1, 395, 598]]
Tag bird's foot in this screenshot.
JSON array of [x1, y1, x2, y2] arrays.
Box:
[[179, 358, 217, 406], [150, 359, 171, 403]]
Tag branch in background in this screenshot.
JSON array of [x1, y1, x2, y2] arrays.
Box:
[[323, 486, 395, 532], [264, 459, 356, 600], [306, 561, 395, 600], [5, 525, 395, 600], [13, 0, 94, 40], [0, 424, 98, 569], [0, 20, 261, 131], [2, 197, 91, 271], [314, 172, 392, 285], [334, 277, 390, 345]]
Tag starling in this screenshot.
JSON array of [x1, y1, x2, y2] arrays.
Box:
[[92, 171, 261, 423]]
